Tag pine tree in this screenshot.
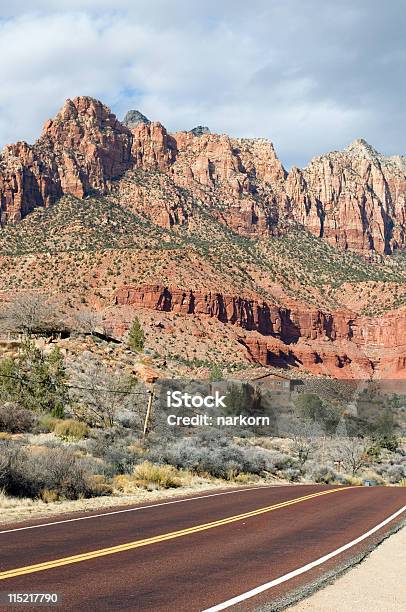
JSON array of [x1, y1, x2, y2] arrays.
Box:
[[128, 317, 145, 352]]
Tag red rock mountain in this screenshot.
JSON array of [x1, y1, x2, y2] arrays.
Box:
[[1, 96, 405, 254], [0, 96, 405, 379], [0, 98, 132, 223]]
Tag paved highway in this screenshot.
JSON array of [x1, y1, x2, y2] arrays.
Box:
[[0, 484, 405, 611]]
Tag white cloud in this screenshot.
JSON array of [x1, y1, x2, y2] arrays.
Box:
[[0, 1, 404, 167]]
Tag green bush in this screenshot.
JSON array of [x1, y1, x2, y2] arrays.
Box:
[[0, 341, 68, 417], [37, 415, 60, 433], [128, 317, 145, 352], [54, 419, 89, 441]]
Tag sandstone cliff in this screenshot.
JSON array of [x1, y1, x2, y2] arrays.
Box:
[[113, 285, 406, 379], [1, 96, 405, 256], [0, 96, 405, 379], [0, 97, 132, 223], [287, 139, 406, 255]]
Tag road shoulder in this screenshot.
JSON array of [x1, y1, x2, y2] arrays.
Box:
[[285, 523, 405, 612]]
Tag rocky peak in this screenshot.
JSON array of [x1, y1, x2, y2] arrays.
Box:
[[42, 96, 123, 135], [122, 110, 150, 129], [1, 96, 406, 257], [0, 96, 133, 223], [345, 138, 382, 162], [189, 126, 211, 137]]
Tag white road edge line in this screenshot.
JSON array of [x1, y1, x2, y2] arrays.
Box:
[[0, 484, 295, 534], [202, 504, 406, 612]]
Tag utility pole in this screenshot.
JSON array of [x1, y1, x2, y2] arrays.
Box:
[[142, 387, 154, 443]]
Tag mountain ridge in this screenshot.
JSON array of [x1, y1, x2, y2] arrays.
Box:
[[0, 96, 406, 379], [1, 96, 405, 256]]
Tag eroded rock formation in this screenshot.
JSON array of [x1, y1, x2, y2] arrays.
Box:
[[0, 97, 132, 223], [113, 284, 406, 379], [1, 96, 406, 378], [1, 96, 405, 256]]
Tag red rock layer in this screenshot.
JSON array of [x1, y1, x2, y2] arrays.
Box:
[[113, 285, 406, 378], [114, 284, 348, 342]]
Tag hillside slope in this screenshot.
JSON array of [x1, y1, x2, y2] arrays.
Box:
[[0, 96, 406, 379]]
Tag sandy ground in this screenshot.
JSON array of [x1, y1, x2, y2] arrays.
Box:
[[288, 525, 406, 612]]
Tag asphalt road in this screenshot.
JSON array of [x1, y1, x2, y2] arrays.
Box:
[[0, 484, 405, 611]]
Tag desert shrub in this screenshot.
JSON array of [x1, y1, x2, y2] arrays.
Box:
[[0, 444, 103, 500], [209, 365, 223, 382], [305, 463, 340, 484], [69, 356, 138, 428], [376, 459, 406, 484], [370, 409, 399, 451], [37, 415, 60, 433], [266, 451, 300, 472], [151, 433, 274, 479], [88, 429, 140, 476], [132, 461, 182, 489], [282, 467, 302, 482], [89, 474, 113, 496], [0, 404, 36, 433], [0, 292, 64, 336], [341, 474, 363, 486], [295, 393, 324, 420], [54, 419, 89, 441], [294, 393, 340, 433]]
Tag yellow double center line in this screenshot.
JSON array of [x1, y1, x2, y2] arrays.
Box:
[[0, 487, 353, 580]]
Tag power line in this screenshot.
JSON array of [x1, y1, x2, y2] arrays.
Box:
[[0, 372, 151, 396]]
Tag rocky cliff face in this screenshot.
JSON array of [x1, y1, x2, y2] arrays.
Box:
[[0, 97, 132, 223], [1, 96, 406, 379], [125, 117, 406, 253], [114, 284, 344, 343], [113, 284, 406, 379], [287, 139, 406, 255], [1, 96, 405, 256]]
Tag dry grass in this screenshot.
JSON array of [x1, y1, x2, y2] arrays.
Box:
[[132, 461, 182, 489], [0, 489, 36, 510], [112, 462, 185, 492], [0, 479, 259, 526], [54, 419, 89, 441]]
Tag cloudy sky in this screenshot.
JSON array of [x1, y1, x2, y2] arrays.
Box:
[[0, 1, 404, 167]]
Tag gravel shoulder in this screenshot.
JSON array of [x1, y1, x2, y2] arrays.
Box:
[[287, 524, 406, 612]]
